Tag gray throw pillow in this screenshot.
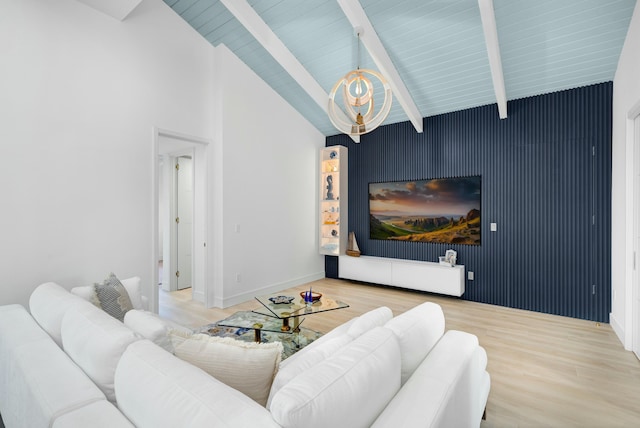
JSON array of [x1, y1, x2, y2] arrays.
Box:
[[94, 273, 134, 322]]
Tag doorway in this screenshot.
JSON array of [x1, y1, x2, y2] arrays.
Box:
[[152, 128, 209, 311]]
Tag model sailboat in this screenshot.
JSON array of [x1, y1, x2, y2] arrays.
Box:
[[346, 231, 361, 257]]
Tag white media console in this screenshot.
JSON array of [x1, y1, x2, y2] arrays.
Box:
[[338, 255, 465, 297]]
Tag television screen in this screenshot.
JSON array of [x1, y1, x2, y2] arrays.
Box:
[[369, 176, 481, 245]]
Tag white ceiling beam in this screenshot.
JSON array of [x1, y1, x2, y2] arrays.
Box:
[[336, 0, 423, 133], [478, 0, 507, 119], [219, 0, 359, 142]]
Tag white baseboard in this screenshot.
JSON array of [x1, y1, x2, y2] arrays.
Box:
[[219, 271, 326, 309], [192, 289, 205, 303], [609, 312, 631, 350]]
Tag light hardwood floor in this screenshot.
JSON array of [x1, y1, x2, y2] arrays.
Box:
[[159, 278, 640, 427]]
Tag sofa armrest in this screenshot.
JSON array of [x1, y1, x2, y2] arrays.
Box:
[[371, 330, 490, 428], [51, 401, 134, 428]]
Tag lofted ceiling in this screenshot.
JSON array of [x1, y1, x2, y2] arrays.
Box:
[[163, 0, 637, 137]]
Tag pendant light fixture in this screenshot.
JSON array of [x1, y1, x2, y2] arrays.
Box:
[[328, 28, 392, 138]]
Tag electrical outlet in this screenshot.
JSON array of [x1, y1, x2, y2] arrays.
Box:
[[236, 273, 241, 283], [468, 271, 474, 281], [490, 223, 497, 232]]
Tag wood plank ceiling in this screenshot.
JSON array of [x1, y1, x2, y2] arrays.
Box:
[[163, 0, 637, 137]]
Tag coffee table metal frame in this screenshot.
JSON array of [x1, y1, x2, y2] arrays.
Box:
[[253, 293, 350, 332], [214, 311, 300, 343]]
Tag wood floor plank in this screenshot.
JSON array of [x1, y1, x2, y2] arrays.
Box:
[[159, 278, 640, 427]]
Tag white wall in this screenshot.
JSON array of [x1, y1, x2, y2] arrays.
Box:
[[214, 44, 325, 307], [611, 0, 640, 348], [0, 0, 325, 311], [0, 0, 215, 308]]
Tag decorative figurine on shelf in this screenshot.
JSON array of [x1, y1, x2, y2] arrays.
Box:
[[326, 175, 334, 200], [324, 213, 336, 224], [346, 231, 361, 257]]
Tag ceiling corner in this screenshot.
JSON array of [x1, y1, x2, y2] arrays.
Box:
[[75, 0, 142, 21]]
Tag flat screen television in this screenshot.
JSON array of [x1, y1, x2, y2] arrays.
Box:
[[369, 176, 481, 245]]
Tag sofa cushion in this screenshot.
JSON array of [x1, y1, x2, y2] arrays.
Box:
[[269, 326, 401, 428], [267, 306, 393, 408], [383, 301, 445, 384], [346, 306, 393, 338], [94, 273, 135, 321], [29, 282, 88, 347], [371, 330, 483, 428], [268, 333, 352, 407], [169, 331, 282, 406], [71, 276, 144, 311], [0, 305, 107, 428], [123, 309, 192, 352], [115, 340, 281, 428], [277, 316, 356, 371], [61, 302, 140, 402]]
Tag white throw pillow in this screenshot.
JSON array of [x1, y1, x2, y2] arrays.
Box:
[[124, 310, 192, 352], [119, 277, 143, 310], [169, 331, 282, 406], [384, 301, 445, 384], [69, 285, 101, 307]]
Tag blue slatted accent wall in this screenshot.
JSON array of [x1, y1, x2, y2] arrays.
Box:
[[326, 82, 612, 322]]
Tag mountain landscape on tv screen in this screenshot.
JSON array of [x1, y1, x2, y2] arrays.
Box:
[[369, 176, 481, 245], [370, 209, 480, 245]]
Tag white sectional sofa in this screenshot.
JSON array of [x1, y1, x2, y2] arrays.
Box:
[[0, 282, 490, 428]]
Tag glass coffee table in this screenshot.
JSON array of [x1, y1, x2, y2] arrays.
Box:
[[214, 311, 300, 343], [253, 292, 349, 333], [214, 292, 349, 344]]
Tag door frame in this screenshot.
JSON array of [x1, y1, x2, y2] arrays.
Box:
[[626, 100, 640, 358], [151, 127, 210, 312], [632, 110, 640, 359]]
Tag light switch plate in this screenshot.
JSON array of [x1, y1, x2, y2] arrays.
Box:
[[490, 223, 497, 232]]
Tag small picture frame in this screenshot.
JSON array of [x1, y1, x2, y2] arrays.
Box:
[[444, 249, 457, 265]]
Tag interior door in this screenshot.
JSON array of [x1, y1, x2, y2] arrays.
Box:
[[176, 156, 193, 290], [634, 116, 640, 360]]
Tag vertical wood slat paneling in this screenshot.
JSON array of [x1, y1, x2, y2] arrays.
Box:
[[327, 82, 612, 323]]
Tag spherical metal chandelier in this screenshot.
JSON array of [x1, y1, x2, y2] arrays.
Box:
[[328, 30, 392, 138]]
